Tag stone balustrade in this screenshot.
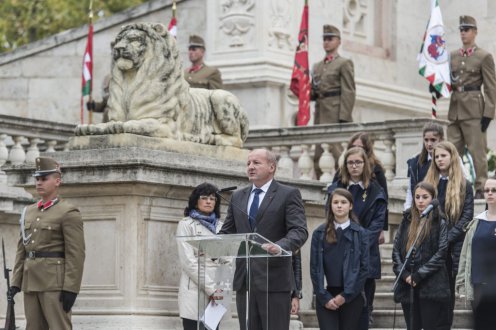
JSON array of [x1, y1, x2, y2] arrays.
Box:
[[0, 114, 75, 167], [244, 118, 449, 187]]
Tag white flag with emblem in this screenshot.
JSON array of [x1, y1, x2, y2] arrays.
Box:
[[417, 0, 452, 98]]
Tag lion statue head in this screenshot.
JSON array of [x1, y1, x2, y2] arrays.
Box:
[[106, 23, 189, 128]]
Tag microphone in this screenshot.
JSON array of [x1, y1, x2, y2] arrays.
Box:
[[217, 186, 237, 193], [420, 199, 439, 218], [215, 187, 258, 230]]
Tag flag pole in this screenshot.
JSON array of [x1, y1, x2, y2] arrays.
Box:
[[172, 0, 176, 18], [431, 91, 438, 119], [88, 0, 94, 124]]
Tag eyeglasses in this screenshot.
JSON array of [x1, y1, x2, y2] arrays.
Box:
[[459, 27, 471, 32], [484, 188, 496, 193], [199, 195, 217, 202], [346, 160, 364, 167]]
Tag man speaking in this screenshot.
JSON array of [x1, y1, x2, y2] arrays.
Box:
[[220, 149, 308, 330]]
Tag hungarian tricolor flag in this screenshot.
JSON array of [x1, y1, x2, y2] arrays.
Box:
[[168, 0, 177, 38], [290, 1, 310, 126], [81, 23, 93, 124], [168, 17, 177, 38], [417, 0, 451, 117]]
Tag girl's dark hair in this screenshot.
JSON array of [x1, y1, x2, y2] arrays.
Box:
[[184, 182, 221, 218], [406, 181, 438, 254], [419, 122, 444, 165], [347, 132, 383, 171], [326, 188, 359, 244]]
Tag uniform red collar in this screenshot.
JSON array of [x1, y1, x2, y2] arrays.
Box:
[[37, 197, 59, 210], [459, 46, 476, 57], [324, 54, 335, 64], [188, 64, 204, 73]]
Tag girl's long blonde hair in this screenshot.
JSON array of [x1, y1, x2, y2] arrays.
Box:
[[424, 141, 466, 225]]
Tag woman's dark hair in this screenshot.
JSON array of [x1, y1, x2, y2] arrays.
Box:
[[406, 181, 438, 254], [347, 132, 383, 171], [419, 122, 444, 165], [184, 182, 221, 218], [326, 188, 359, 244]]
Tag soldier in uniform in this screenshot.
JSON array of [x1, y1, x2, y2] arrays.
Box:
[[10, 157, 85, 330], [311, 25, 356, 178], [184, 35, 223, 90], [449, 15, 496, 198]]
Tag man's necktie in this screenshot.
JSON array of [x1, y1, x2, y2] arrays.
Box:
[[248, 188, 263, 230]]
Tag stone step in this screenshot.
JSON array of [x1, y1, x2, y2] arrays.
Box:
[[371, 309, 473, 329], [373, 292, 472, 310], [376, 274, 396, 291], [380, 259, 396, 276], [300, 309, 473, 329]]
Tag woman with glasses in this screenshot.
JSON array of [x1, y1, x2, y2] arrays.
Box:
[[327, 147, 387, 329], [456, 176, 496, 330], [424, 141, 474, 326], [176, 183, 224, 330], [334, 133, 388, 242]]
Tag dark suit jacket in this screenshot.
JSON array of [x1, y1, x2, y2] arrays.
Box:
[[219, 180, 308, 292]]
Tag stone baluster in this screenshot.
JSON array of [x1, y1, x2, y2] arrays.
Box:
[[8, 136, 26, 165], [63, 142, 70, 152], [46, 140, 57, 153], [337, 141, 348, 169], [0, 134, 8, 184], [298, 145, 313, 180], [0, 134, 8, 167], [276, 146, 294, 178], [319, 143, 335, 183], [382, 138, 396, 181], [26, 138, 41, 164]]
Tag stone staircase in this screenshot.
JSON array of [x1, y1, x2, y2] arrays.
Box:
[[300, 243, 474, 330]]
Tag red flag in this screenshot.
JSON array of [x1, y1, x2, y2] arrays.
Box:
[[290, 2, 310, 126], [81, 23, 93, 124]]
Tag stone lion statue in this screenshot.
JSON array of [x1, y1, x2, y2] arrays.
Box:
[[76, 23, 249, 147]]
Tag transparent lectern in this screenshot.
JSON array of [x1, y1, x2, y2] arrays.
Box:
[[176, 233, 292, 330]]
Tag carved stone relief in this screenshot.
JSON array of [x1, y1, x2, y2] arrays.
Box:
[[219, 0, 255, 47], [343, 0, 368, 42], [268, 0, 293, 50]]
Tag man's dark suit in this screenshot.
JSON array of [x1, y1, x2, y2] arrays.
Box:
[[220, 180, 308, 330]]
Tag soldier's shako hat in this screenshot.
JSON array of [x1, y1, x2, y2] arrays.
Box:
[[189, 35, 205, 48], [33, 157, 61, 177], [459, 15, 477, 29], [323, 25, 341, 38]]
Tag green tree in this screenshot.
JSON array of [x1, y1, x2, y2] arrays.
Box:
[[0, 0, 148, 53]]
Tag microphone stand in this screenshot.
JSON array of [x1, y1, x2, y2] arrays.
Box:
[[391, 213, 431, 330], [216, 189, 258, 330]]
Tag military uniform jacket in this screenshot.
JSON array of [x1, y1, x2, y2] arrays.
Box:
[[311, 54, 356, 123], [184, 64, 223, 90], [449, 46, 496, 121], [11, 200, 85, 294]]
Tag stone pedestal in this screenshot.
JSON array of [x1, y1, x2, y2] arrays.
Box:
[[3, 143, 325, 329]]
